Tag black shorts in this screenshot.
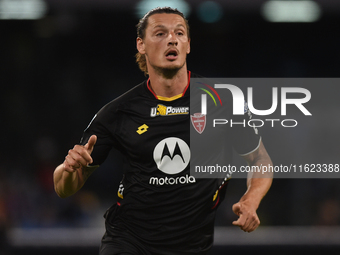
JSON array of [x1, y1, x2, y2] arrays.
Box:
[[99, 232, 152, 255], [99, 231, 210, 255], [100, 205, 211, 255]]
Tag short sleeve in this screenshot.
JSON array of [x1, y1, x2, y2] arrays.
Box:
[[80, 106, 118, 166]]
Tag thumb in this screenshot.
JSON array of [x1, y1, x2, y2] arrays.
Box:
[[84, 135, 97, 154], [232, 202, 241, 216], [232, 203, 242, 226]]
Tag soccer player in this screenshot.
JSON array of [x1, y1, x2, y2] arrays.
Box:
[[53, 7, 273, 255]]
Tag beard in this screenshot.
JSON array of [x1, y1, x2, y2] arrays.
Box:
[[148, 58, 186, 79]]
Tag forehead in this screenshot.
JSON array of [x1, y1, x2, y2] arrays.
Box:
[[146, 13, 187, 30]]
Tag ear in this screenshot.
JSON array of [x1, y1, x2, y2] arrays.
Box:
[[136, 37, 146, 54], [186, 39, 191, 54]]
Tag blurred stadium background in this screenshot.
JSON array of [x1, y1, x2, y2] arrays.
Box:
[[1, 0, 340, 254]]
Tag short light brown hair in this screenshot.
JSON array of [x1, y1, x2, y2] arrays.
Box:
[[135, 7, 190, 76]]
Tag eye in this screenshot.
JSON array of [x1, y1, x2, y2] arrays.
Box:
[[176, 31, 184, 36], [156, 32, 164, 37]]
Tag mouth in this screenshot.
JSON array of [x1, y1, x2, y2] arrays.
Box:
[[165, 49, 179, 60]]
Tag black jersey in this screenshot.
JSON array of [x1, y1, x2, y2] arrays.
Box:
[[80, 72, 260, 254]]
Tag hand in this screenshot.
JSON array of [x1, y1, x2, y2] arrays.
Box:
[[232, 200, 260, 232], [63, 135, 97, 173]]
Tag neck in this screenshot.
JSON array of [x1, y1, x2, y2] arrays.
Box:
[[148, 65, 188, 98]]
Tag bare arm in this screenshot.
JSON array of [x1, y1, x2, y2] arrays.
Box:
[[232, 140, 273, 232], [53, 135, 98, 198]]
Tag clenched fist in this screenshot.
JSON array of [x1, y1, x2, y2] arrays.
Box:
[[63, 135, 97, 173]]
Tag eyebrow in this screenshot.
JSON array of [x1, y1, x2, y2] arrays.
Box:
[[152, 24, 186, 30]]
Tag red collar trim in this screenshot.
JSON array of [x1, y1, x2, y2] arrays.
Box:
[[147, 71, 191, 100], [182, 70, 191, 97], [147, 78, 158, 99]]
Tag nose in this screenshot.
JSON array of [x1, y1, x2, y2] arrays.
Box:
[[168, 31, 178, 46]]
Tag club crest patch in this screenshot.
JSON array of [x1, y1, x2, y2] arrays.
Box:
[[191, 113, 206, 134]]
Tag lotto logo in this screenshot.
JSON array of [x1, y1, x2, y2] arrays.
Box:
[[136, 124, 149, 135]]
